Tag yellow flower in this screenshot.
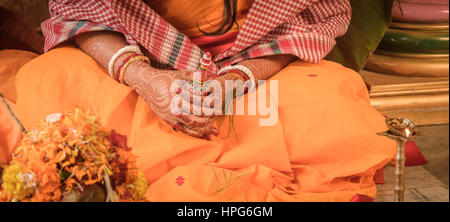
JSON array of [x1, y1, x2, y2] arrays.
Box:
[[2, 165, 35, 201], [134, 170, 148, 199]]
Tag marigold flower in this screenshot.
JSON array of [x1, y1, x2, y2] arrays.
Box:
[[1, 164, 34, 201], [0, 109, 147, 202]]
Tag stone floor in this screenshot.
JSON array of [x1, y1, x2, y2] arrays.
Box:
[[415, 124, 449, 187], [375, 124, 449, 202]]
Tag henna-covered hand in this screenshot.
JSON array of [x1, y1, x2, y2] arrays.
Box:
[[179, 54, 297, 115], [73, 31, 294, 139], [124, 61, 219, 139], [73, 31, 220, 138], [179, 72, 245, 114]]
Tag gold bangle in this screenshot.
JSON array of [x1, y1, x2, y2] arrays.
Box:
[[118, 55, 150, 84]]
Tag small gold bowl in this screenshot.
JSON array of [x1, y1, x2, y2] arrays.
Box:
[[385, 117, 417, 140]]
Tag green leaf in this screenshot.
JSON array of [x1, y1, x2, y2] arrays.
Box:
[[326, 0, 395, 72], [60, 170, 71, 180]]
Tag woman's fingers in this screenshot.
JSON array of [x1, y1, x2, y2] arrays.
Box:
[[178, 112, 216, 128], [179, 99, 220, 118], [209, 126, 220, 137], [173, 122, 218, 139], [176, 100, 217, 128], [173, 123, 204, 138], [138, 69, 222, 139], [190, 124, 219, 139], [178, 91, 222, 117]]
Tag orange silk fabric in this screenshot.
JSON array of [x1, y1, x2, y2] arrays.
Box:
[[0, 98, 22, 167], [0, 49, 37, 166], [2, 47, 396, 201], [0, 50, 39, 103]]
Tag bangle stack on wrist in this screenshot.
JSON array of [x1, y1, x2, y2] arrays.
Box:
[[218, 64, 256, 92], [108, 45, 150, 84], [117, 55, 150, 84], [115, 53, 139, 81]]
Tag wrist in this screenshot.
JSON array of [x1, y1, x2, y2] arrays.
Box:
[[216, 72, 244, 89], [224, 72, 245, 81], [108, 45, 142, 79], [123, 59, 154, 86], [236, 61, 259, 82], [113, 52, 135, 74]]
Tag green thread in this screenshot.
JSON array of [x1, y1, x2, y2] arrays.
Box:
[[215, 88, 238, 139], [210, 166, 250, 194], [0, 93, 27, 134]]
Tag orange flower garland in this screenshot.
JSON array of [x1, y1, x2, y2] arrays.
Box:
[[0, 109, 147, 202]]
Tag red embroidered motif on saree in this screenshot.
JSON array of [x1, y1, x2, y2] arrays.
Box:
[[175, 176, 185, 186]]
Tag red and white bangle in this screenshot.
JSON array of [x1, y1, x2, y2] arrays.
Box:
[[108, 45, 142, 78], [117, 55, 150, 84], [218, 64, 256, 92], [115, 53, 141, 81], [221, 68, 249, 81]]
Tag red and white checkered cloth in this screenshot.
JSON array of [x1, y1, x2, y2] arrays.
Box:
[[42, 0, 351, 74]]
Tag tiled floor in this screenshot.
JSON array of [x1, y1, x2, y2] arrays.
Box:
[[375, 165, 449, 202], [415, 125, 449, 187]]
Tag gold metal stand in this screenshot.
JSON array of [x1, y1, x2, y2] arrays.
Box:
[[377, 117, 417, 202], [394, 138, 406, 202]]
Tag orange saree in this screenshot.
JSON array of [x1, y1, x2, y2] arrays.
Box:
[[2, 46, 396, 201], [0, 0, 396, 202], [0, 49, 38, 166]]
